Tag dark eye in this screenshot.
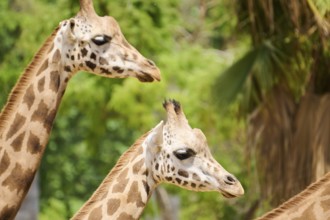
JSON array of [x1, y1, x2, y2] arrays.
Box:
[[92, 35, 112, 46], [173, 148, 196, 160]]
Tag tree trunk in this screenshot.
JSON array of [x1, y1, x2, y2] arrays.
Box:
[[249, 86, 330, 206]]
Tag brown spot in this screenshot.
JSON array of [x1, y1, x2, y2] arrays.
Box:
[[31, 100, 59, 133], [113, 66, 124, 73], [52, 49, 61, 63], [64, 66, 71, 72], [31, 101, 49, 123], [81, 48, 88, 57], [44, 109, 57, 133], [38, 76, 45, 92], [85, 61, 96, 70], [107, 198, 120, 216], [112, 178, 129, 193], [175, 178, 182, 184], [127, 181, 145, 208], [142, 180, 150, 196], [100, 68, 112, 75], [23, 85, 35, 110], [90, 53, 96, 60], [49, 71, 60, 92], [99, 57, 108, 65], [6, 114, 26, 140], [37, 60, 49, 75], [2, 163, 35, 195], [178, 169, 189, 178], [143, 169, 148, 176], [132, 158, 144, 174], [118, 212, 135, 220], [167, 164, 170, 172], [88, 206, 102, 220], [0, 205, 17, 220], [192, 173, 201, 181], [11, 132, 25, 152], [191, 182, 196, 188], [0, 151, 10, 176], [27, 132, 42, 154], [165, 176, 172, 181], [118, 168, 128, 180]]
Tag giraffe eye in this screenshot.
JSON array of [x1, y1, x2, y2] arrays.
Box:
[[174, 148, 196, 160], [92, 35, 112, 46]]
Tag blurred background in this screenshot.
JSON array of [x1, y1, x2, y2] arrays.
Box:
[[0, 0, 329, 219]]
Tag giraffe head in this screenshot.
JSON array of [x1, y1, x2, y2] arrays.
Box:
[[145, 100, 244, 198], [56, 0, 160, 82]]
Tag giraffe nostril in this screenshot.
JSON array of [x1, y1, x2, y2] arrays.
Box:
[[224, 175, 236, 185], [146, 59, 155, 67]]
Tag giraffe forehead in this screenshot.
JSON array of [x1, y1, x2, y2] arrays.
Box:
[[164, 131, 208, 153], [72, 16, 120, 40]]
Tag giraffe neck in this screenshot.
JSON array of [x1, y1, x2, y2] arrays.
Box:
[[72, 132, 157, 220], [258, 172, 330, 220], [0, 26, 74, 219]]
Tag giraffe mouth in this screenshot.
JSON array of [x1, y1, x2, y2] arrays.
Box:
[[221, 191, 237, 198], [124, 58, 161, 82]]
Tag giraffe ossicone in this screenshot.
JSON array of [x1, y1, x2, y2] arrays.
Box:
[[0, 0, 160, 218], [72, 99, 244, 220]]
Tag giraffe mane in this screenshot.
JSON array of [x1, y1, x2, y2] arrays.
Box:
[[73, 131, 151, 218], [258, 172, 330, 219], [0, 26, 60, 134]]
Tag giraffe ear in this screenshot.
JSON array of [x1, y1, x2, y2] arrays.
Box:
[[68, 19, 77, 41], [145, 121, 164, 150]]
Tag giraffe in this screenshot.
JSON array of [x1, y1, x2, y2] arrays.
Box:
[[0, 0, 160, 219], [71, 100, 245, 220], [257, 172, 330, 219]]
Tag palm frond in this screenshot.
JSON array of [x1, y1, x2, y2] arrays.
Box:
[[212, 48, 259, 107], [212, 41, 285, 111]]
